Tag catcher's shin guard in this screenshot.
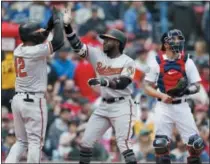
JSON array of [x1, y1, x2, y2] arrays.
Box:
[[153, 135, 171, 164], [186, 134, 204, 164]]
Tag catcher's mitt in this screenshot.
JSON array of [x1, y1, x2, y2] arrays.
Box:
[[166, 77, 188, 97]]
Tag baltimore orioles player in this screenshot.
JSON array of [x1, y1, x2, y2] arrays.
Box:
[[5, 8, 64, 163], [63, 7, 137, 164], [144, 29, 204, 164]]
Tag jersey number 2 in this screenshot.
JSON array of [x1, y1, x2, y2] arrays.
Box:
[[15, 57, 27, 77]]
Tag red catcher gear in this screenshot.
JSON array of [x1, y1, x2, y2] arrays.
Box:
[[156, 53, 188, 93]]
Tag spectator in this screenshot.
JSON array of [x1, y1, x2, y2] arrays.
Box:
[[134, 9, 153, 40], [193, 39, 209, 71], [47, 56, 59, 88], [199, 126, 210, 156], [8, 2, 31, 23], [73, 56, 98, 101], [168, 2, 196, 45], [133, 129, 155, 162], [52, 48, 76, 94], [200, 63, 210, 94], [108, 136, 121, 162], [52, 121, 78, 161], [133, 102, 155, 140], [202, 2, 210, 48], [194, 104, 209, 127], [2, 115, 13, 141], [134, 47, 149, 87], [46, 107, 71, 155], [80, 31, 102, 48], [2, 129, 16, 155], [29, 2, 52, 28], [124, 2, 151, 34], [78, 5, 106, 36], [75, 2, 105, 26], [2, 52, 16, 112], [171, 135, 188, 162], [99, 2, 125, 21]]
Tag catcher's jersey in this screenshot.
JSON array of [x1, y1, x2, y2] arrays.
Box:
[[82, 45, 135, 98], [145, 53, 201, 92], [14, 42, 52, 93]]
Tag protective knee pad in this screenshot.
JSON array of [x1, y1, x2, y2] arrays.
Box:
[[122, 149, 137, 164], [153, 135, 171, 164], [187, 134, 204, 157], [153, 135, 170, 155]]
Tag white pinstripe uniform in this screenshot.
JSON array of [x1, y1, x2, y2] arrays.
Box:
[[5, 42, 52, 163]]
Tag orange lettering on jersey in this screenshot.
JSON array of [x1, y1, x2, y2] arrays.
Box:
[[96, 62, 123, 76]]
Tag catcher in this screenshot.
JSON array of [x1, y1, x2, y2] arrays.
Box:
[[144, 29, 204, 164]]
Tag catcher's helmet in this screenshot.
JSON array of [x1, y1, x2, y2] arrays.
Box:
[[161, 29, 185, 53], [19, 21, 49, 45], [99, 29, 127, 53]]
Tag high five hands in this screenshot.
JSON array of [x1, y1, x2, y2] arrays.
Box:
[[63, 4, 73, 25]]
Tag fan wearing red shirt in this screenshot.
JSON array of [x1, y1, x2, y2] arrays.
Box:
[[74, 56, 98, 102]]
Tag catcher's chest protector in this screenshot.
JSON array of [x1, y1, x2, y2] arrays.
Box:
[[156, 53, 188, 93]]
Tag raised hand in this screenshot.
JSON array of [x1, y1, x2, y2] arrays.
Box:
[[63, 5, 73, 25]]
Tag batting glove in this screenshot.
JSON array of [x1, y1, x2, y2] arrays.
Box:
[[88, 78, 109, 87]]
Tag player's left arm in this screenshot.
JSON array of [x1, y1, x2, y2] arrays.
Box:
[[183, 58, 201, 95], [88, 60, 135, 90]]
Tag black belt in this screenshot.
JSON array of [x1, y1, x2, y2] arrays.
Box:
[[102, 97, 125, 104], [157, 98, 186, 104], [15, 92, 44, 95], [15, 92, 44, 102]]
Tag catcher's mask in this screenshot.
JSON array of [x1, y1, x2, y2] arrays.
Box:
[[19, 21, 49, 45], [161, 29, 185, 53]]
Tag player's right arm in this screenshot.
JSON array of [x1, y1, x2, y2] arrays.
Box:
[[63, 6, 101, 66], [49, 8, 64, 53], [143, 60, 172, 103]]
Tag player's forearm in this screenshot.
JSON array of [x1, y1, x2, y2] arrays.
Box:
[[51, 22, 64, 52], [102, 76, 132, 90], [143, 81, 164, 99], [64, 24, 87, 57]]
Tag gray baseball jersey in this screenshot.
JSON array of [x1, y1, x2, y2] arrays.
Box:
[[84, 45, 136, 98], [5, 42, 52, 163], [77, 44, 137, 154]]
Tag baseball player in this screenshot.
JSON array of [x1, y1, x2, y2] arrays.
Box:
[[144, 29, 204, 164], [5, 8, 64, 163], [63, 7, 137, 164]]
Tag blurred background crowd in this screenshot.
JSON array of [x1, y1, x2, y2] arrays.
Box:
[[1, 1, 209, 163]]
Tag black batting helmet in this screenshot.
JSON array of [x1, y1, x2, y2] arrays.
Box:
[[19, 21, 49, 45], [99, 29, 127, 53]]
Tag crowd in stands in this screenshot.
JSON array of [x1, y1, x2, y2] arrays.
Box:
[[2, 1, 209, 163]]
